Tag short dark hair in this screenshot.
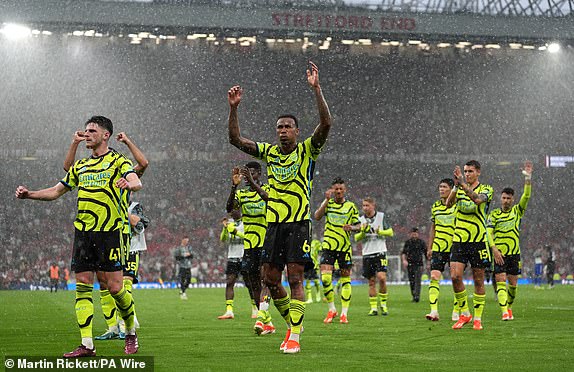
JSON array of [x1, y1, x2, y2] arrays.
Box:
[[332, 176, 345, 185], [465, 160, 481, 170], [86, 116, 113, 135], [245, 161, 261, 171], [411, 227, 419, 233], [501, 187, 515, 196], [363, 197, 376, 205], [440, 178, 455, 188], [277, 114, 298, 128]]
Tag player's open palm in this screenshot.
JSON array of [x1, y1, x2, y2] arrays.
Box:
[[522, 160, 533, 176]]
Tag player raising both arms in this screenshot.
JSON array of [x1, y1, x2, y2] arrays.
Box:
[[487, 161, 533, 321], [425, 178, 460, 322], [64, 131, 149, 341], [227, 61, 332, 353], [446, 160, 494, 331], [17, 116, 141, 356]]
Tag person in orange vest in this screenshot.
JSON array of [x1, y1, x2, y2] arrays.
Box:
[[62, 267, 70, 291], [49, 263, 60, 293]]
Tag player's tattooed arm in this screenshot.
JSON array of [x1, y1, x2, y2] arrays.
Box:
[[228, 85, 258, 156]]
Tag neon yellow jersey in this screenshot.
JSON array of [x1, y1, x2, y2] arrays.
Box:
[[322, 199, 360, 253], [255, 137, 323, 223], [487, 184, 531, 256], [453, 183, 494, 243], [430, 200, 456, 253], [61, 149, 134, 232], [235, 184, 269, 249]]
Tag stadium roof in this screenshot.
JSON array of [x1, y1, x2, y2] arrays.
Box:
[[1, 0, 572, 48]]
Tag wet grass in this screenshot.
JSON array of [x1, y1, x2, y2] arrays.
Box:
[[1, 284, 573, 371]]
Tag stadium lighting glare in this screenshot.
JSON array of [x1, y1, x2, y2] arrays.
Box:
[[523, 45, 535, 50], [389, 41, 400, 46], [485, 44, 501, 49], [437, 43, 450, 48], [73, 31, 84, 37], [509, 43, 522, 49], [341, 40, 354, 45], [408, 40, 421, 45], [471, 44, 484, 49], [42, 31, 52, 36], [0, 23, 32, 40], [547, 43, 560, 53], [31, 29, 41, 35], [537, 45, 546, 51], [265, 38, 276, 43]]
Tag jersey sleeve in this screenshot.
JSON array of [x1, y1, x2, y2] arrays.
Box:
[[304, 137, 323, 161], [60, 160, 79, 189], [119, 157, 135, 178], [351, 204, 360, 224], [517, 183, 531, 217], [255, 142, 271, 161], [481, 184, 494, 202]]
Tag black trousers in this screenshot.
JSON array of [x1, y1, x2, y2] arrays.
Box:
[[179, 268, 191, 293], [407, 264, 423, 301]]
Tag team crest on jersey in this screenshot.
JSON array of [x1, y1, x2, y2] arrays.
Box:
[[79, 166, 87, 174], [102, 162, 110, 169], [270, 162, 300, 182]]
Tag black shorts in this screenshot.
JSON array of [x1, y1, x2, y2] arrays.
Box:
[[494, 254, 522, 276], [450, 242, 491, 269], [320, 249, 353, 270], [123, 251, 140, 283], [304, 267, 319, 280], [362, 253, 387, 278], [262, 221, 312, 271], [226, 258, 242, 276], [241, 247, 263, 275], [430, 251, 451, 272], [71, 229, 130, 273]]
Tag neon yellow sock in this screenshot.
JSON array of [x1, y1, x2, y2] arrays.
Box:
[[321, 273, 334, 303], [99, 289, 117, 329], [76, 283, 94, 338], [378, 292, 388, 310], [111, 287, 135, 331], [496, 282, 508, 313], [273, 295, 290, 325], [455, 289, 469, 314], [289, 299, 306, 335], [429, 279, 440, 312], [473, 293, 486, 319], [508, 285, 517, 309], [123, 279, 137, 320], [340, 277, 352, 311], [226, 299, 234, 312], [369, 296, 377, 310]]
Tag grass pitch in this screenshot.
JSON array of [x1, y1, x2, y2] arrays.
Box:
[[1, 284, 573, 371]]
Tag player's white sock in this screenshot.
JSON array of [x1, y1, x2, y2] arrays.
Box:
[[82, 338, 94, 349], [288, 331, 300, 343], [328, 302, 336, 312]]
